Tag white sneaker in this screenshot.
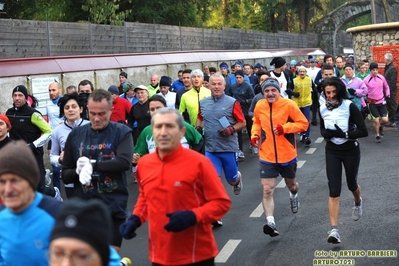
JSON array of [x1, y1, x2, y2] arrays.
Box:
[[252, 146, 259, 155], [290, 193, 299, 213], [238, 150, 245, 159], [233, 171, 243, 195], [352, 198, 363, 221], [53, 187, 63, 202], [327, 228, 341, 244], [45, 169, 52, 186]]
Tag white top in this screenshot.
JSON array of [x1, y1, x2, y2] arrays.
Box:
[[157, 91, 177, 109]]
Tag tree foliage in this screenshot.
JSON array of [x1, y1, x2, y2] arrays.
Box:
[[1, 0, 374, 32], [82, 0, 131, 25]]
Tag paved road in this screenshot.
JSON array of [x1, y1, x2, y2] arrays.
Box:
[[119, 120, 399, 266]]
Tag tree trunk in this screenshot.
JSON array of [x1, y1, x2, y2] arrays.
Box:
[[270, 12, 276, 33], [222, 0, 229, 26], [381, 0, 392, 22], [297, 0, 306, 33], [282, 15, 289, 32]]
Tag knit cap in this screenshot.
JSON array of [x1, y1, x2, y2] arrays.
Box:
[[12, 85, 28, 99], [219, 62, 229, 70], [261, 78, 281, 93], [254, 63, 263, 69], [159, 76, 172, 87], [234, 61, 244, 69], [108, 85, 119, 95], [270, 57, 286, 68], [122, 82, 135, 92], [0, 140, 40, 190], [0, 114, 11, 132], [50, 198, 111, 266]]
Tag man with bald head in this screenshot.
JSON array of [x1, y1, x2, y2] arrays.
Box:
[[147, 74, 160, 97]]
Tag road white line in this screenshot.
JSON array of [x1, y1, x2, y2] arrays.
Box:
[[249, 202, 263, 217], [215, 239, 242, 263], [297, 160, 305, 168], [276, 178, 286, 188], [305, 148, 316, 154], [315, 137, 324, 143]]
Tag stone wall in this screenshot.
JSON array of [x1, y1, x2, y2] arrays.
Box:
[[347, 22, 399, 63]]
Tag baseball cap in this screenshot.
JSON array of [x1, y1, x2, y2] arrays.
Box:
[[134, 85, 149, 92]]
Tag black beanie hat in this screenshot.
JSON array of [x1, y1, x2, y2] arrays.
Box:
[[0, 140, 40, 190], [159, 76, 172, 87], [50, 198, 111, 266], [270, 57, 286, 68], [12, 85, 28, 99]]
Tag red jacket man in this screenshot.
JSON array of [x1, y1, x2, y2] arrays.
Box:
[[120, 108, 231, 265]]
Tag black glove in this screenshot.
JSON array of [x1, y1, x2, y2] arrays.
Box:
[[347, 88, 356, 96], [292, 91, 300, 98], [195, 126, 203, 135], [119, 215, 141, 239], [333, 124, 346, 138], [322, 129, 335, 139], [164, 210, 196, 232]]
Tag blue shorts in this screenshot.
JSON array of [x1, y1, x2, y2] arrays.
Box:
[[259, 161, 297, 179], [206, 151, 239, 183]]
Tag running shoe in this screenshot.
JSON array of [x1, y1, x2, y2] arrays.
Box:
[[263, 222, 279, 237], [327, 228, 341, 244], [45, 169, 52, 186], [375, 135, 381, 143], [252, 146, 259, 155], [379, 126, 384, 136], [212, 219, 223, 227], [352, 198, 363, 221], [290, 193, 299, 213], [238, 150, 245, 159], [304, 137, 311, 146], [233, 171, 243, 195], [53, 187, 63, 202]]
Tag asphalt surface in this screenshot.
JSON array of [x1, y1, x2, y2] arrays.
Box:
[[118, 119, 399, 266]]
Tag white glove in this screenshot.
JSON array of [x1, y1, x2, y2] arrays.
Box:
[[76, 156, 90, 175], [79, 162, 93, 186]]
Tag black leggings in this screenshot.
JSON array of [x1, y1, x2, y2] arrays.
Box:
[[325, 147, 360, 198]]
